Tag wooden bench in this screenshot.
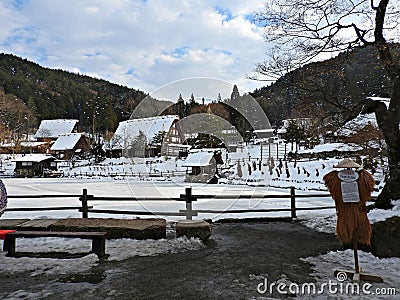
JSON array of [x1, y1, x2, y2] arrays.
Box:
[[3, 231, 107, 259]]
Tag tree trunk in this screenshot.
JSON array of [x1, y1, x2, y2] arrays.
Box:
[[372, 45, 400, 208], [372, 1, 400, 208], [374, 99, 400, 208]]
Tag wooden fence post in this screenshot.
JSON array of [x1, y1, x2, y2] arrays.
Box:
[[81, 188, 88, 218], [185, 187, 193, 220], [290, 186, 297, 219]]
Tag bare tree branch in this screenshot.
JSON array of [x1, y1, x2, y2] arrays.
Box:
[[254, 0, 400, 207]]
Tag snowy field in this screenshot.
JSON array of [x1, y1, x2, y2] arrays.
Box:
[[0, 140, 387, 196], [1, 176, 399, 299]]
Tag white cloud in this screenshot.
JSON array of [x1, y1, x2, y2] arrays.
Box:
[[0, 0, 267, 93]]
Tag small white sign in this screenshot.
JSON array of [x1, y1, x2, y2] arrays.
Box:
[[338, 169, 359, 182], [341, 181, 360, 203]]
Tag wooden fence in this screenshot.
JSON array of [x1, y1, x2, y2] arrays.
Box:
[[60, 170, 187, 178], [5, 187, 337, 220]]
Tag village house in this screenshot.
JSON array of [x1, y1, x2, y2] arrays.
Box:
[[253, 128, 275, 140], [34, 119, 79, 142], [107, 115, 183, 158], [218, 128, 243, 151], [19, 141, 50, 154], [13, 154, 57, 177], [50, 133, 91, 160], [0, 141, 49, 154], [277, 118, 311, 139], [181, 149, 223, 183], [1, 119, 84, 156]]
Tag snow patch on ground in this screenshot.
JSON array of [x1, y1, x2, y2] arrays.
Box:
[[298, 199, 400, 235], [0, 236, 204, 276], [302, 250, 400, 299], [369, 200, 400, 223], [298, 214, 338, 234]]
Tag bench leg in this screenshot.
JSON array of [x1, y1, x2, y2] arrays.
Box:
[[3, 239, 8, 251], [92, 238, 106, 259], [4, 236, 16, 256]]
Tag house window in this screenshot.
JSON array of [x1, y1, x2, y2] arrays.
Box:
[[191, 166, 201, 175], [21, 161, 33, 167]]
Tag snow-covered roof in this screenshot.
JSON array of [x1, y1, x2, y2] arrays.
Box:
[[110, 115, 179, 150], [13, 154, 55, 162], [20, 141, 48, 147], [337, 113, 378, 137], [1, 141, 48, 148], [50, 133, 84, 151], [277, 128, 287, 134], [181, 151, 214, 167], [254, 129, 274, 133], [34, 119, 79, 139]]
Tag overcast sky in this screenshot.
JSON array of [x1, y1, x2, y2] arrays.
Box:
[[0, 0, 269, 95]]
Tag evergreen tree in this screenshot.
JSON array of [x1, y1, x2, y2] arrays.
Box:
[[150, 131, 166, 155], [176, 93, 185, 118], [217, 93, 222, 103], [128, 130, 147, 158], [230, 84, 240, 101], [285, 120, 306, 152]]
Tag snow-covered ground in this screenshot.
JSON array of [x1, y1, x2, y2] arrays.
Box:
[[0, 140, 386, 193], [0, 140, 398, 299], [0, 179, 399, 299]]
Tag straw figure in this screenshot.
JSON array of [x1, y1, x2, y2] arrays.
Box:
[[324, 159, 383, 282], [323, 159, 374, 246], [237, 160, 242, 178]]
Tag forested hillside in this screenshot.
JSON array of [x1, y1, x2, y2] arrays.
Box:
[[0, 54, 256, 141], [0, 53, 147, 134], [251, 45, 393, 129]]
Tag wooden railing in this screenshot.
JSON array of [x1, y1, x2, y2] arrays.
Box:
[[4, 187, 337, 220]]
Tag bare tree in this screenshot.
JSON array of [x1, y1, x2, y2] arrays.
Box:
[[0, 89, 35, 143], [255, 0, 400, 208]]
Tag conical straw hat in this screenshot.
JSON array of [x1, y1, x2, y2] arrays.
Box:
[[334, 158, 361, 169]]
